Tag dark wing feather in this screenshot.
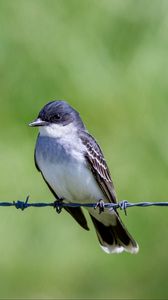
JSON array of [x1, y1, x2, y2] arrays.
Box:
[[34, 141, 89, 231], [79, 131, 117, 203]]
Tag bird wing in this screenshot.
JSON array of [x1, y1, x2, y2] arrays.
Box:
[[79, 131, 117, 203]]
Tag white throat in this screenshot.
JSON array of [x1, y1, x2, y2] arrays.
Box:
[[39, 122, 78, 139]]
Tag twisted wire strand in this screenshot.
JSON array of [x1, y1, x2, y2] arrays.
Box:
[[1, 196, 168, 215]]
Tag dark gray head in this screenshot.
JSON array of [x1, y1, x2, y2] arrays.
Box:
[[29, 100, 86, 130]]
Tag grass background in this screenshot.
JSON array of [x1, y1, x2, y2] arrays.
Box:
[[1, 0, 168, 298]]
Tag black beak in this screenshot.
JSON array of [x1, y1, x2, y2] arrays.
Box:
[[29, 118, 48, 127]]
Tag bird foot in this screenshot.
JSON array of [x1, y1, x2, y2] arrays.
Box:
[[94, 199, 105, 214], [53, 197, 64, 214]]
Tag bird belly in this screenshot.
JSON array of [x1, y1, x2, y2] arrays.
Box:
[[42, 160, 104, 202], [36, 142, 104, 202]]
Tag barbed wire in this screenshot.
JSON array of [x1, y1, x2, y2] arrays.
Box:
[[1, 196, 168, 215]]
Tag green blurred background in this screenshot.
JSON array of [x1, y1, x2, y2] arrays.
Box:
[[0, 0, 168, 298]]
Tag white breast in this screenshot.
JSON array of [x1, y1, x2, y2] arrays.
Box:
[[35, 133, 104, 203]]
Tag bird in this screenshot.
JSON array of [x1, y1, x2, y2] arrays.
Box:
[[29, 100, 139, 254]]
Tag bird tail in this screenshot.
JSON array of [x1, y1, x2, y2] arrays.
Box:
[[90, 213, 139, 254]]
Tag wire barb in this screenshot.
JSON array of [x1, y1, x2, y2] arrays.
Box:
[[13, 195, 30, 210], [118, 200, 129, 216]]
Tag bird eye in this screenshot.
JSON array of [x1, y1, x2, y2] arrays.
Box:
[[55, 114, 60, 119], [51, 114, 61, 122]]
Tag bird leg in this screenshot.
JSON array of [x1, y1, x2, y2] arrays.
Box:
[[53, 197, 64, 214], [94, 199, 105, 214]]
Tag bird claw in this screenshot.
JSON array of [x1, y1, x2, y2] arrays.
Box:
[[53, 198, 64, 214], [94, 199, 105, 214]]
